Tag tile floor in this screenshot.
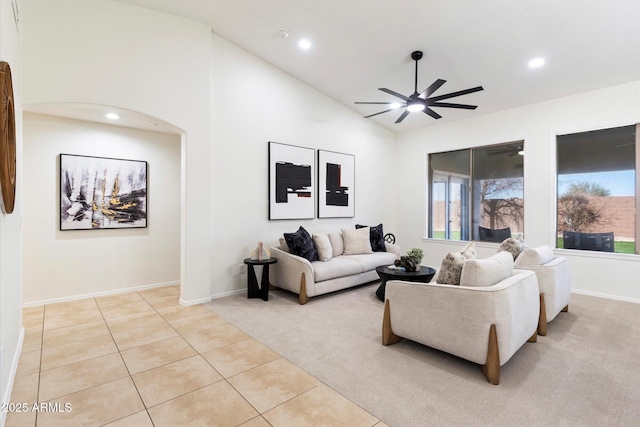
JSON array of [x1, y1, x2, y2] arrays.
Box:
[[7, 285, 388, 427]]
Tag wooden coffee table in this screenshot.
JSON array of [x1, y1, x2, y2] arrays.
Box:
[[375, 265, 436, 301]]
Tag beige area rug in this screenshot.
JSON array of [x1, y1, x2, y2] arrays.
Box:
[[206, 282, 640, 427]]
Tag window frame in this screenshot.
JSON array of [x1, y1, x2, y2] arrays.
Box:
[[427, 140, 525, 243], [552, 122, 639, 257]]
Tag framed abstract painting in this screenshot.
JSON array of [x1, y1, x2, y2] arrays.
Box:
[[60, 154, 148, 230], [317, 149, 355, 218], [268, 142, 315, 220]]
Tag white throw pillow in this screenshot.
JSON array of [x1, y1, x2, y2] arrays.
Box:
[[460, 251, 514, 287], [279, 237, 290, 253], [461, 241, 477, 259], [328, 232, 344, 256], [341, 227, 373, 255], [312, 232, 333, 262], [514, 245, 554, 266]]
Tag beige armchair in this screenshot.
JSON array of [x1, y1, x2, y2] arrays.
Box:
[[514, 246, 571, 335], [383, 264, 539, 385]]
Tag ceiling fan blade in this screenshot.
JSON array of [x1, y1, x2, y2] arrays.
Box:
[[355, 101, 401, 105], [429, 102, 477, 110], [428, 86, 484, 103], [395, 110, 410, 123], [378, 88, 411, 101], [419, 79, 447, 99], [423, 107, 442, 119], [364, 108, 397, 119]]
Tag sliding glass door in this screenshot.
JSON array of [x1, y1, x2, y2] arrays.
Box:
[[431, 174, 469, 240]]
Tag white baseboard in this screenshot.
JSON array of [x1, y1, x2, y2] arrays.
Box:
[[169, 288, 245, 306], [210, 288, 245, 300], [179, 296, 212, 306], [1, 327, 25, 427], [23, 281, 181, 307], [572, 289, 640, 304]]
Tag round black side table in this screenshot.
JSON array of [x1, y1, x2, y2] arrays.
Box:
[[243, 258, 277, 301], [375, 265, 436, 301]]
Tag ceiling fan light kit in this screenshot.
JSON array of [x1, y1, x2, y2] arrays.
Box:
[[355, 51, 484, 123]]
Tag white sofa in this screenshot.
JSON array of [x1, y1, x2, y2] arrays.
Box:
[[514, 246, 571, 335], [383, 252, 539, 385], [270, 239, 400, 305]]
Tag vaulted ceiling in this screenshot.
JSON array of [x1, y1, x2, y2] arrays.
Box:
[[117, 0, 640, 133]]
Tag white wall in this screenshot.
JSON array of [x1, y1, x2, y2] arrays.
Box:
[[0, 0, 22, 418], [210, 34, 397, 295], [395, 81, 640, 302], [22, 1, 397, 303], [22, 0, 212, 304], [22, 113, 180, 303]]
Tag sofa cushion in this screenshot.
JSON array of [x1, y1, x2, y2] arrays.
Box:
[[328, 232, 344, 256], [284, 226, 318, 262], [341, 252, 398, 271], [313, 257, 364, 282], [499, 237, 525, 260], [356, 223, 386, 252], [312, 232, 333, 262], [436, 242, 477, 285], [514, 245, 554, 266], [460, 251, 514, 287], [342, 227, 373, 255], [279, 237, 290, 253]]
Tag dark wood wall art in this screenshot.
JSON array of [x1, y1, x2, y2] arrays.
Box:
[[0, 61, 16, 214]]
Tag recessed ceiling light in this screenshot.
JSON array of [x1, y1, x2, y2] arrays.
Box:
[[298, 39, 311, 50], [105, 113, 120, 120], [528, 57, 545, 68]]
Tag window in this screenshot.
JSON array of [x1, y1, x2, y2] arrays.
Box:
[[429, 141, 524, 242], [556, 124, 638, 254]]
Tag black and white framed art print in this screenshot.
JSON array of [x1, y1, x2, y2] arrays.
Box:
[[317, 149, 355, 218], [268, 142, 315, 220]]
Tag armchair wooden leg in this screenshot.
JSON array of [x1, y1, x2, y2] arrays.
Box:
[[562, 304, 569, 312], [299, 273, 309, 305], [538, 293, 547, 336], [481, 324, 500, 385], [382, 300, 402, 346], [528, 331, 537, 342]]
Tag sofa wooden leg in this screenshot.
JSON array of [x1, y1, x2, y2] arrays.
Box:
[[382, 300, 402, 346], [528, 331, 537, 342], [562, 304, 569, 312], [538, 293, 547, 336], [481, 324, 500, 385], [299, 273, 309, 305]]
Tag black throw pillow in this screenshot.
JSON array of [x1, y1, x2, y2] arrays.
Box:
[[355, 224, 386, 252], [283, 226, 319, 262]]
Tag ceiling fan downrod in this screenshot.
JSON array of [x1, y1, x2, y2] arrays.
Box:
[[411, 50, 423, 95]]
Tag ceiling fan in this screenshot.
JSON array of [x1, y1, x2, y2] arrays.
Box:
[[486, 145, 523, 157], [355, 51, 484, 123]]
